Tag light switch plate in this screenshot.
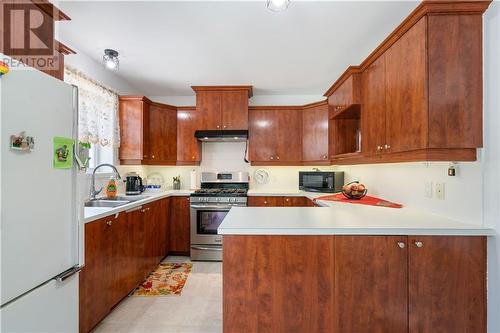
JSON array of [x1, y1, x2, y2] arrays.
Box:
[[435, 183, 445, 200]]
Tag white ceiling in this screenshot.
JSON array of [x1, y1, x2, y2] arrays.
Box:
[[57, 1, 419, 96]]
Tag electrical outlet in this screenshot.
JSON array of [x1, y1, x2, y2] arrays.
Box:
[[435, 183, 445, 200], [425, 182, 433, 198]]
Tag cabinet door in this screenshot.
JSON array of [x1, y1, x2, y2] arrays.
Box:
[[221, 91, 248, 130], [283, 196, 310, 207], [142, 204, 157, 275], [127, 208, 146, 284], [248, 196, 284, 207], [149, 104, 177, 164], [119, 99, 149, 162], [109, 213, 134, 308], [249, 109, 278, 162], [334, 236, 408, 332], [362, 55, 386, 155], [196, 91, 221, 130], [177, 108, 202, 164], [169, 196, 191, 255], [159, 198, 170, 259], [385, 17, 428, 153], [276, 109, 302, 163], [408, 236, 486, 333], [302, 104, 329, 162], [79, 218, 112, 333]]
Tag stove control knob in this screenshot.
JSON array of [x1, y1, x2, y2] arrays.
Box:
[[216, 198, 221, 202]]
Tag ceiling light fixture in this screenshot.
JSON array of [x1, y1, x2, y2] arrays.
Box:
[[267, 0, 290, 12], [103, 49, 119, 71]]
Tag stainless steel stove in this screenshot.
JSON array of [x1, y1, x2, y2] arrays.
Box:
[[190, 171, 249, 261]]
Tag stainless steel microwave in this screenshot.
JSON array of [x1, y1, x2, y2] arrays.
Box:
[[299, 171, 344, 193]]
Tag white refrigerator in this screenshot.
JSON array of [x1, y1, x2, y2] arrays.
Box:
[[0, 56, 82, 332]]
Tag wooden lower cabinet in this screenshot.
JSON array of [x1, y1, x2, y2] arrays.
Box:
[[334, 236, 408, 332], [79, 198, 170, 333], [223, 235, 486, 333], [168, 196, 191, 255], [249, 196, 314, 207], [408, 236, 486, 333]]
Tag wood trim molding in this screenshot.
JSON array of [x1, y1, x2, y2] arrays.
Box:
[[249, 105, 304, 111], [323, 66, 361, 97], [118, 96, 176, 110], [191, 85, 254, 98], [323, 0, 492, 96], [33, 0, 71, 21], [176, 106, 196, 111], [302, 99, 329, 109], [55, 41, 76, 55]]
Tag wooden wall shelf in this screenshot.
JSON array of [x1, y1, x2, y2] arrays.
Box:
[[331, 104, 361, 120]]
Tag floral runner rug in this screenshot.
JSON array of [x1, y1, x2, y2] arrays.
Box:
[[132, 263, 192, 296]]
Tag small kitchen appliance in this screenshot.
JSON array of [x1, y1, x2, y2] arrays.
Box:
[[190, 171, 249, 261], [125, 173, 144, 195], [299, 171, 344, 193]]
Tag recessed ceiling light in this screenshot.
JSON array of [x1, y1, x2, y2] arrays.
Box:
[[267, 0, 290, 12], [103, 49, 119, 71]]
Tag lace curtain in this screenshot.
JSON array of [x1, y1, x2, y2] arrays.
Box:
[[64, 66, 120, 147]]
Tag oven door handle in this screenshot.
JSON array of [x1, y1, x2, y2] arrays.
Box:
[[190, 205, 234, 210], [191, 245, 223, 251]]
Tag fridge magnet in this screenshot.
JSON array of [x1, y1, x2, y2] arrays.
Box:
[[77, 141, 91, 168], [10, 132, 35, 152], [53, 137, 74, 169], [0, 61, 9, 77]]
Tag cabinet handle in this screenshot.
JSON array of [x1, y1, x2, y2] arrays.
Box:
[[270, 156, 274, 160], [192, 156, 195, 159], [285, 198, 289, 202], [187, 198, 190, 201], [276, 156, 280, 160], [106, 220, 113, 226], [151, 155, 155, 159], [414, 241, 423, 248], [223, 125, 227, 129], [377, 146, 381, 151], [216, 125, 220, 129], [143, 154, 148, 158], [397, 241, 405, 249], [141, 209, 146, 213], [322, 155, 328, 159], [384, 144, 391, 150], [264, 201, 268, 205]]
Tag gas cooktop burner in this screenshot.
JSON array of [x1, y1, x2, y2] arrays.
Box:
[[191, 188, 248, 197]]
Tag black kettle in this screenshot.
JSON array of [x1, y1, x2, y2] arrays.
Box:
[[125, 174, 144, 195]]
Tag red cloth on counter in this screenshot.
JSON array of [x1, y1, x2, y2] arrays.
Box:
[[314, 193, 403, 208]]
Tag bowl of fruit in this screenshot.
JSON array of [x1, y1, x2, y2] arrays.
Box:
[[342, 181, 367, 200]]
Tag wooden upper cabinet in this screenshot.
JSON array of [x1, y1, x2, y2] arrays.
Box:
[[427, 14, 483, 148], [177, 107, 202, 165], [326, 72, 361, 114], [195, 91, 221, 130], [249, 109, 279, 162], [361, 55, 386, 155], [385, 17, 428, 153], [193, 86, 252, 131], [221, 90, 249, 130], [119, 97, 150, 164], [249, 107, 302, 164], [408, 236, 486, 333], [149, 103, 177, 164], [302, 102, 329, 163], [119, 97, 177, 165]]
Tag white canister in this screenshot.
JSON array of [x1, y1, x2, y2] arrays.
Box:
[[190, 169, 198, 190]]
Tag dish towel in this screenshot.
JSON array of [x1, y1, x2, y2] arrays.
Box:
[[314, 193, 403, 208]]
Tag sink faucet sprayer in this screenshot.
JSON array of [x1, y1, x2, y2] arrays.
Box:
[[90, 164, 121, 200]]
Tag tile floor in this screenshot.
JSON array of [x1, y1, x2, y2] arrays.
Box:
[[92, 256, 222, 333]]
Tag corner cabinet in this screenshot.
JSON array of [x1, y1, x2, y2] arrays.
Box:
[[326, 2, 489, 165], [192, 86, 252, 130], [119, 96, 177, 165]]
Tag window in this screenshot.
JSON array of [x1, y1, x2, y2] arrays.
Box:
[[64, 66, 120, 171]]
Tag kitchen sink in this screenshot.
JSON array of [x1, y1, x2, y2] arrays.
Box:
[[114, 195, 149, 202], [84, 200, 130, 208]]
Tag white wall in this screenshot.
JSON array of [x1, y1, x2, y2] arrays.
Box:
[[483, 2, 500, 332]]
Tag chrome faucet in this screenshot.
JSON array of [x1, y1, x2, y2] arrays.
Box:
[[90, 163, 122, 200]]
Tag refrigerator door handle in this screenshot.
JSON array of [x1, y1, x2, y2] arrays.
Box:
[[55, 265, 83, 284], [71, 85, 87, 171]]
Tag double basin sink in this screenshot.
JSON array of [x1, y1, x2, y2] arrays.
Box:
[[84, 196, 149, 208]]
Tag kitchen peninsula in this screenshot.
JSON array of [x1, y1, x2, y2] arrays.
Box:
[[219, 204, 494, 333]]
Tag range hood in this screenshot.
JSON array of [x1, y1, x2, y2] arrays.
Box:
[[194, 130, 248, 142]]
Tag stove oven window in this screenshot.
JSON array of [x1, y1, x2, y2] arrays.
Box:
[[197, 210, 228, 235]]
